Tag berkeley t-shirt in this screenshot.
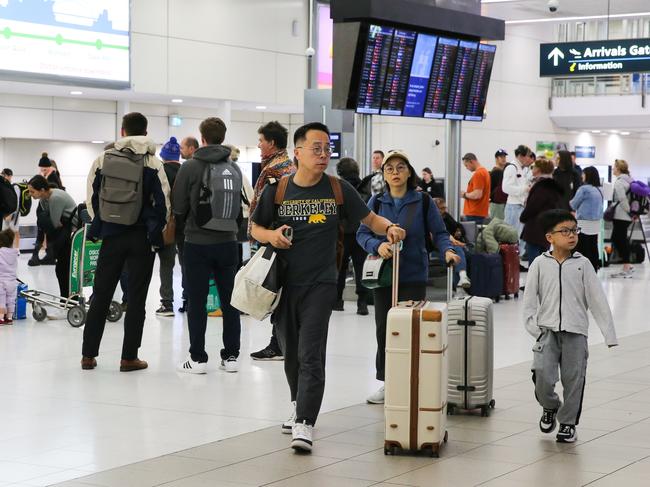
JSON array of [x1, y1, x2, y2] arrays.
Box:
[[252, 175, 370, 286]]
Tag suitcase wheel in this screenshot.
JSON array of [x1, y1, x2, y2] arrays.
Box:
[[489, 399, 496, 409], [447, 406, 454, 416], [495, 296, 500, 303], [481, 407, 488, 417], [514, 292, 519, 299], [444, 431, 449, 443], [504, 294, 511, 300]]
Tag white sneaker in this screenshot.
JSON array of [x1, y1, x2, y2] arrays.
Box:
[[367, 386, 385, 404], [177, 357, 207, 374], [458, 274, 472, 289], [291, 421, 313, 452], [282, 401, 297, 434], [611, 270, 633, 279], [219, 356, 238, 373]]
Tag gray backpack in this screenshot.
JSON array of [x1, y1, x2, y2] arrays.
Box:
[[99, 148, 145, 225], [195, 160, 243, 232]]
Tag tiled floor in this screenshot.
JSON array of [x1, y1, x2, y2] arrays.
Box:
[[1, 255, 650, 486], [48, 331, 650, 487]]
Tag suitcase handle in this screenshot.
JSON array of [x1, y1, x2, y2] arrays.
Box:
[[390, 424, 398, 429], [391, 242, 400, 308], [392, 331, 399, 336], [428, 332, 436, 338], [427, 426, 434, 431]]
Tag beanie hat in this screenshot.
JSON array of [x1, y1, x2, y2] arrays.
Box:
[[38, 152, 52, 168], [160, 137, 180, 162]]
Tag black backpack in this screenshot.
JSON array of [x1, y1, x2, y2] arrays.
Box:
[[0, 176, 17, 218], [13, 182, 31, 216]]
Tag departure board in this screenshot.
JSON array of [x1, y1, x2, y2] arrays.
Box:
[[403, 34, 438, 117], [445, 40, 479, 120], [423, 37, 459, 119], [356, 25, 395, 114], [465, 43, 497, 121], [380, 29, 417, 116]]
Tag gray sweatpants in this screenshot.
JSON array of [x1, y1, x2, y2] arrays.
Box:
[[158, 244, 176, 307], [532, 330, 588, 425]]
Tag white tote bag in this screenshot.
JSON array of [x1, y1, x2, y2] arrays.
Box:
[[230, 246, 284, 321]]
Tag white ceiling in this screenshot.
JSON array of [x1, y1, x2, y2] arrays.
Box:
[[482, 0, 650, 21]]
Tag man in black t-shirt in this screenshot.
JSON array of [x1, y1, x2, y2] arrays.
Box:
[[251, 123, 405, 454]]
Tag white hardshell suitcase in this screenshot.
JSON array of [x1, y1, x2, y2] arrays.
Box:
[[447, 296, 495, 416], [384, 244, 449, 457]]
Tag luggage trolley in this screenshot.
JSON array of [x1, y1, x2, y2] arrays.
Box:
[[21, 225, 123, 327]]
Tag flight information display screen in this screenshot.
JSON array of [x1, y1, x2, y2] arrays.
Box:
[[380, 29, 417, 116], [423, 37, 459, 119], [356, 25, 394, 114], [465, 43, 497, 121], [403, 33, 438, 117], [445, 40, 479, 120], [350, 23, 496, 122]]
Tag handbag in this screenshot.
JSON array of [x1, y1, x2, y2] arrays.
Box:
[[162, 214, 176, 245], [230, 245, 285, 320], [603, 201, 620, 222], [361, 255, 393, 289]]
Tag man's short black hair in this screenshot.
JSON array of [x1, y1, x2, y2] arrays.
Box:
[[122, 112, 148, 136], [1, 168, 12, 177], [258, 121, 288, 150], [200, 117, 227, 145], [539, 209, 577, 234], [373, 150, 385, 158], [514, 144, 531, 158], [293, 122, 330, 146]]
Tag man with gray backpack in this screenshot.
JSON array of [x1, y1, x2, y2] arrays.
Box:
[[173, 117, 243, 374], [81, 112, 171, 372]]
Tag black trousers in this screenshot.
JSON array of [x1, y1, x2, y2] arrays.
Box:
[[176, 238, 187, 301], [611, 219, 631, 264], [47, 228, 72, 297], [576, 233, 599, 271], [336, 233, 369, 302], [82, 227, 156, 360], [275, 283, 336, 426], [184, 241, 241, 362], [373, 283, 426, 381]]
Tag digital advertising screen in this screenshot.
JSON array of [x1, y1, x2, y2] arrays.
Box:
[[403, 33, 438, 118], [423, 37, 459, 119], [380, 29, 417, 116], [465, 43, 496, 121], [356, 24, 394, 114], [0, 0, 130, 87], [445, 40, 479, 120]]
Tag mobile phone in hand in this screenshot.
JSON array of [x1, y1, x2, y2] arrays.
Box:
[[282, 226, 293, 242]]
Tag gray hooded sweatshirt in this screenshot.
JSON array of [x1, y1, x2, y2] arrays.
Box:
[[523, 251, 618, 346], [173, 145, 237, 245]]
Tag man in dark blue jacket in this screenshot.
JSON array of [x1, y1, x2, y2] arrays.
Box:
[[81, 112, 171, 372]]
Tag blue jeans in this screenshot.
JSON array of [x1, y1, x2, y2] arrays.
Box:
[[184, 241, 241, 362], [526, 243, 545, 266], [505, 204, 525, 253], [434, 245, 467, 287]]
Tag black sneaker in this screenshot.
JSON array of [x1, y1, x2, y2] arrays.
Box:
[[332, 300, 344, 311], [539, 408, 558, 433], [556, 424, 577, 443], [357, 300, 368, 316], [27, 255, 41, 267], [178, 300, 187, 313], [155, 305, 174, 317], [250, 345, 283, 361]]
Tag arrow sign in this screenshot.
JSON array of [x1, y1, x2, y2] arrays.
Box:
[[548, 47, 564, 66]]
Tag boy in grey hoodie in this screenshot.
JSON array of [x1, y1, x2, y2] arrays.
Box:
[[523, 209, 618, 443]]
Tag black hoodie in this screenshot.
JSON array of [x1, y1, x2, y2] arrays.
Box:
[[172, 145, 237, 245]]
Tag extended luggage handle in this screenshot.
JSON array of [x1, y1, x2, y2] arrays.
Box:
[[391, 243, 400, 308]]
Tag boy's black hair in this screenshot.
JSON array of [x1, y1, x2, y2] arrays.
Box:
[[539, 209, 577, 234]]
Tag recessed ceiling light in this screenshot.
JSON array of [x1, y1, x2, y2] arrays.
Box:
[[91, 140, 105, 144], [171, 98, 183, 103], [621, 131, 631, 135], [591, 130, 601, 133], [70, 90, 83, 95], [256, 105, 267, 110]]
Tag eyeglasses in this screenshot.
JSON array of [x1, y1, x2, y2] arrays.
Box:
[[549, 227, 581, 236], [383, 164, 408, 174], [296, 145, 332, 156]]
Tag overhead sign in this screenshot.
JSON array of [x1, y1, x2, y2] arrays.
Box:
[[575, 146, 596, 159], [540, 38, 650, 77]]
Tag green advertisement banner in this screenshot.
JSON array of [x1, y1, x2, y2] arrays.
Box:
[[69, 226, 102, 296]]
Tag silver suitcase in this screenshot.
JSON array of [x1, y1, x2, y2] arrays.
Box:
[[447, 296, 495, 416]]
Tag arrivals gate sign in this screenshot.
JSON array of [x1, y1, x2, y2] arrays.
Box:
[[540, 39, 650, 77]]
